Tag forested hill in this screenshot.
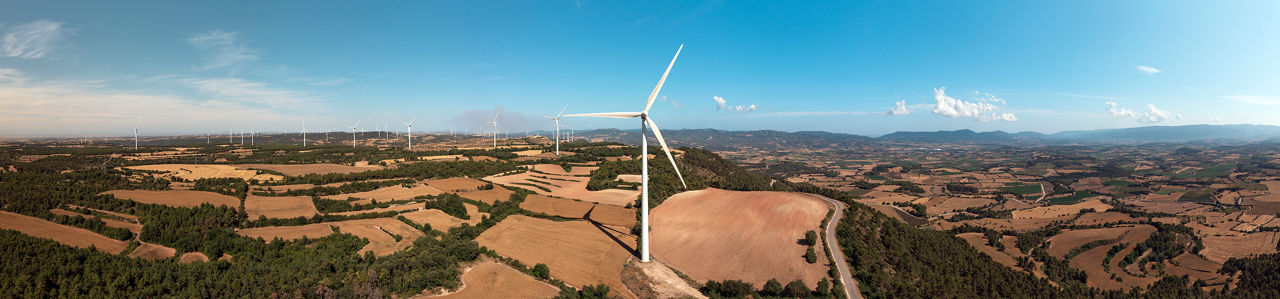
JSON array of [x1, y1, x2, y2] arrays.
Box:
[[671, 147, 1278, 298], [580, 129, 874, 151]]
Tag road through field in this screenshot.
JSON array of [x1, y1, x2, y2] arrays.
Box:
[[808, 194, 863, 299]]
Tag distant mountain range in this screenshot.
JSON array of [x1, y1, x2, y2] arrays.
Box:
[[580, 124, 1280, 148]]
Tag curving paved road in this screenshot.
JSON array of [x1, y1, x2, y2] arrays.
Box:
[[808, 194, 863, 299]]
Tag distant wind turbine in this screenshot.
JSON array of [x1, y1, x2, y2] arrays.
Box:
[[347, 121, 361, 147], [403, 118, 416, 149], [301, 123, 308, 146], [566, 44, 687, 263], [488, 111, 500, 148], [543, 105, 568, 155], [133, 127, 139, 150]]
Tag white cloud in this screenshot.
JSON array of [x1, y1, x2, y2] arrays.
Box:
[[179, 77, 317, 109], [0, 69, 306, 136], [659, 96, 683, 110], [186, 30, 259, 72], [1136, 65, 1162, 75], [1222, 95, 1280, 106], [1105, 102, 1174, 123], [712, 96, 756, 112], [2, 20, 66, 59], [973, 91, 1006, 104], [886, 100, 912, 116], [0, 68, 25, 84], [931, 87, 1016, 122]]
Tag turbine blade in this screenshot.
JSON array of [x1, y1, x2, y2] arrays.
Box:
[[563, 112, 642, 119], [644, 44, 683, 113], [557, 105, 568, 118], [645, 117, 687, 189]]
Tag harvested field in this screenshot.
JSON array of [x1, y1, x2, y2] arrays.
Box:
[[399, 204, 486, 232], [179, 252, 210, 264], [476, 215, 636, 299], [1200, 232, 1279, 264], [104, 190, 239, 208], [1072, 211, 1141, 226], [1071, 225, 1157, 290], [868, 205, 927, 226], [329, 203, 423, 216], [935, 215, 1070, 232], [0, 211, 127, 254], [1130, 201, 1202, 214], [855, 191, 919, 205], [129, 242, 177, 260], [456, 188, 515, 205], [238, 223, 335, 241], [1171, 252, 1221, 272], [235, 163, 382, 176], [51, 208, 142, 234], [237, 217, 424, 256], [425, 177, 490, 192], [1045, 226, 1132, 258], [925, 196, 996, 215], [417, 261, 559, 299], [1012, 199, 1111, 219], [486, 164, 639, 206], [245, 196, 319, 219], [518, 195, 636, 227], [125, 164, 282, 181], [252, 183, 317, 192], [650, 189, 830, 289], [322, 184, 443, 205]]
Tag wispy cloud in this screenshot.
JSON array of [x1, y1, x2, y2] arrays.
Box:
[[0, 68, 25, 84], [2, 20, 66, 59], [186, 30, 259, 72], [752, 111, 879, 117], [886, 100, 911, 116], [179, 77, 318, 109], [1105, 102, 1173, 123], [659, 96, 683, 110], [306, 78, 350, 86], [1062, 93, 1123, 101], [0, 68, 303, 136], [1222, 95, 1280, 106], [1136, 65, 1162, 75], [931, 87, 1017, 122], [712, 96, 756, 112]]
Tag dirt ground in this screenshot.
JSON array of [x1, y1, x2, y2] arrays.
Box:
[[125, 164, 282, 181], [236, 217, 424, 256], [649, 189, 830, 289], [245, 195, 319, 219], [103, 190, 239, 209], [128, 242, 177, 260], [485, 164, 640, 206], [179, 252, 210, 263], [867, 205, 928, 226], [425, 177, 490, 192], [1046, 226, 1132, 258], [0, 211, 128, 254], [235, 163, 382, 176], [1071, 211, 1141, 226], [457, 188, 515, 205], [414, 261, 560, 299], [1011, 199, 1112, 219], [322, 184, 443, 205], [1201, 232, 1279, 264], [399, 204, 486, 232], [475, 215, 637, 299], [520, 195, 637, 228], [958, 232, 1022, 269]]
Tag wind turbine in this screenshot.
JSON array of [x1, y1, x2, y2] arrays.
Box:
[[250, 129, 257, 146], [565, 44, 686, 263], [488, 111, 500, 148], [347, 121, 361, 147], [301, 123, 308, 146], [543, 105, 568, 155], [403, 118, 415, 149], [133, 127, 139, 150]]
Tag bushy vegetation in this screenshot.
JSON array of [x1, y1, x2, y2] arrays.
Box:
[[422, 193, 470, 220], [191, 178, 249, 199]]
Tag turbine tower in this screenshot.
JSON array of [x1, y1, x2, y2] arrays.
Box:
[[301, 123, 309, 146], [133, 127, 139, 150], [347, 121, 361, 147], [543, 105, 568, 155], [566, 44, 686, 263], [403, 118, 416, 149]]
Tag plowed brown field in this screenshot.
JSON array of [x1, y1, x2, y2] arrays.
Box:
[[103, 190, 239, 208], [0, 211, 127, 254], [245, 196, 318, 219], [475, 215, 637, 299], [414, 261, 559, 299], [650, 188, 830, 289]]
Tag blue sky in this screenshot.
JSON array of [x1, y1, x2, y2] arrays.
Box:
[[1, 1, 1278, 137]]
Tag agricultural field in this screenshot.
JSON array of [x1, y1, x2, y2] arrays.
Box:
[[476, 215, 637, 298], [485, 164, 640, 206], [103, 190, 240, 208]]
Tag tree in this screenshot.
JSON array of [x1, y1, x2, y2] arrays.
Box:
[[805, 247, 818, 264], [816, 278, 831, 296], [532, 263, 550, 280], [782, 279, 811, 297], [702, 280, 754, 297], [804, 230, 818, 246], [761, 279, 783, 297]]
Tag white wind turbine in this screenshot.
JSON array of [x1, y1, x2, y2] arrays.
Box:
[[488, 111, 500, 148], [133, 127, 139, 150], [565, 44, 686, 263], [301, 123, 309, 146], [347, 121, 361, 147], [403, 118, 416, 149], [543, 105, 568, 155]]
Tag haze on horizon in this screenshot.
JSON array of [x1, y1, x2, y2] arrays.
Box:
[[1, 1, 1278, 138]]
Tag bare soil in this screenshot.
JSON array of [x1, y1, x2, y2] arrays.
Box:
[[234, 163, 383, 176], [245, 195, 319, 219], [413, 261, 559, 299], [0, 211, 128, 254], [103, 190, 239, 209], [475, 215, 637, 299]]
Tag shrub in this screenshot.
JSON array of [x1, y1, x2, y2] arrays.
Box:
[[805, 247, 818, 264], [804, 230, 818, 246], [782, 279, 811, 297], [532, 263, 550, 279], [761, 279, 783, 296]]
